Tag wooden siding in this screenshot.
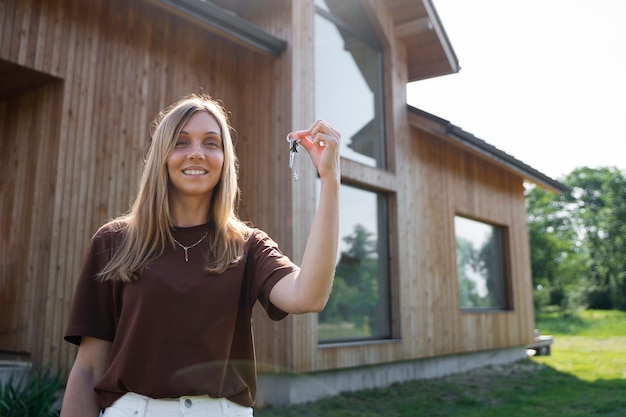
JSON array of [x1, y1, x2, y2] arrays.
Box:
[[405, 130, 536, 356], [0, 84, 63, 361], [1, 0, 535, 381], [0, 0, 305, 373], [314, 0, 534, 372], [317, 124, 537, 372]]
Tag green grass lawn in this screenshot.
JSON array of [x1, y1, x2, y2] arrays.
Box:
[[255, 310, 626, 417]]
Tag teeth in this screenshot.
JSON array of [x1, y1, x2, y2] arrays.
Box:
[[183, 169, 206, 175]]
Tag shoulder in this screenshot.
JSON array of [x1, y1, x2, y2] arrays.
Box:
[[94, 219, 129, 237], [246, 228, 271, 246], [245, 228, 287, 257], [89, 219, 130, 251]]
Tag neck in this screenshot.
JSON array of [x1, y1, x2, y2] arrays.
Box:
[[170, 197, 211, 227]]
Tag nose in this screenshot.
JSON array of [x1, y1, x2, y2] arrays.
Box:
[[187, 140, 205, 159]]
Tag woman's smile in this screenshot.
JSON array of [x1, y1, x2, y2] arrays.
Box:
[[182, 168, 208, 176]]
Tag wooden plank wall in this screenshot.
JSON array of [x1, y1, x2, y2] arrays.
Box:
[[1, 0, 535, 378], [0, 0, 301, 374], [232, 0, 319, 374], [0, 84, 63, 360], [405, 130, 536, 357], [246, 0, 321, 374], [317, 125, 536, 373]]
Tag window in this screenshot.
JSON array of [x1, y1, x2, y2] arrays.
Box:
[[455, 216, 510, 310], [314, 0, 386, 168], [314, 0, 392, 343], [318, 183, 391, 342]]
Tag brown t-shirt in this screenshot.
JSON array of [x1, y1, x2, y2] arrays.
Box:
[[64, 222, 297, 409]]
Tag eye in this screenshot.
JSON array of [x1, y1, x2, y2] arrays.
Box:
[[205, 137, 222, 148], [175, 136, 188, 147]]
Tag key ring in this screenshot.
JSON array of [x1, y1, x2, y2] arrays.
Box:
[[286, 132, 300, 181]]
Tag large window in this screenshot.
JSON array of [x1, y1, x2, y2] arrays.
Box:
[[318, 183, 391, 342], [314, 0, 392, 343], [314, 0, 386, 168], [455, 216, 510, 310]]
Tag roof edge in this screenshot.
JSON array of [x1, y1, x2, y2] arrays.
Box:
[[407, 105, 568, 194], [422, 0, 460, 76], [149, 0, 287, 56]]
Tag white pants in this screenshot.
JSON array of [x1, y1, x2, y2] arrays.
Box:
[[101, 392, 253, 417]]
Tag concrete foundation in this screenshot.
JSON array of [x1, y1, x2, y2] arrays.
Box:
[[256, 347, 527, 407], [0, 360, 32, 386]]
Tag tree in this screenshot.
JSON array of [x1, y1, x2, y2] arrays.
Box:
[[526, 167, 626, 310], [525, 184, 584, 308], [563, 167, 626, 309], [319, 224, 380, 333]]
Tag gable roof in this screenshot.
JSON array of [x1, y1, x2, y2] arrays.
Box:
[[387, 0, 460, 81], [408, 105, 568, 194], [147, 0, 459, 81]]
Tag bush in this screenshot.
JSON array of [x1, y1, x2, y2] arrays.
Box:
[[565, 285, 588, 312], [0, 367, 62, 417], [533, 286, 550, 311], [587, 286, 613, 310], [549, 287, 566, 306]]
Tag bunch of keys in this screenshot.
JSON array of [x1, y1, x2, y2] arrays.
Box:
[[286, 133, 300, 181]]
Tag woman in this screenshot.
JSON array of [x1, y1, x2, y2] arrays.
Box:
[[60, 93, 340, 417]]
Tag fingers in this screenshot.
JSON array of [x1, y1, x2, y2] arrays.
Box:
[[311, 119, 340, 149], [287, 120, 341, 182], [294, 119, 341, 151]]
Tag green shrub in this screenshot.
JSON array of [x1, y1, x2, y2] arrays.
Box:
[[587, 286, 613, 310], [549, 286, 566, 306], [0, 367, 61, 417], [533, 286, 550, 310]]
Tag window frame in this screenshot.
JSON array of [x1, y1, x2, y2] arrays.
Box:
[[454, 214, 514, 312], [314, 0, 399, 344], [314, 1, 388, 170], [317, 181, 393, 344]]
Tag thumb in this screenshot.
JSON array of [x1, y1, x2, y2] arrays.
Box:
[[291, 131, 315, 152]]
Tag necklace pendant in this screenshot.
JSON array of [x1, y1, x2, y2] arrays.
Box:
[[172, 234, 206, 262]]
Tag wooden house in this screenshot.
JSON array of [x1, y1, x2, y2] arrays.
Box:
[[0, 0, 565, 407]]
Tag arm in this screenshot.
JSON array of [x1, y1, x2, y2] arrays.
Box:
[[60, 337, 112, 417], [270, 119, 341, 314]]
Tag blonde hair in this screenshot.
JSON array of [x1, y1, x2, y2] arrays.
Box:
[[99, 93, 250, 282]]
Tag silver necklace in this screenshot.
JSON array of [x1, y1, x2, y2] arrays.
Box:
[[172, 235, 206, 262]]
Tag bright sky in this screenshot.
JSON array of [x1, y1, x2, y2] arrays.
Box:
[[407, 0, 626, 182]]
